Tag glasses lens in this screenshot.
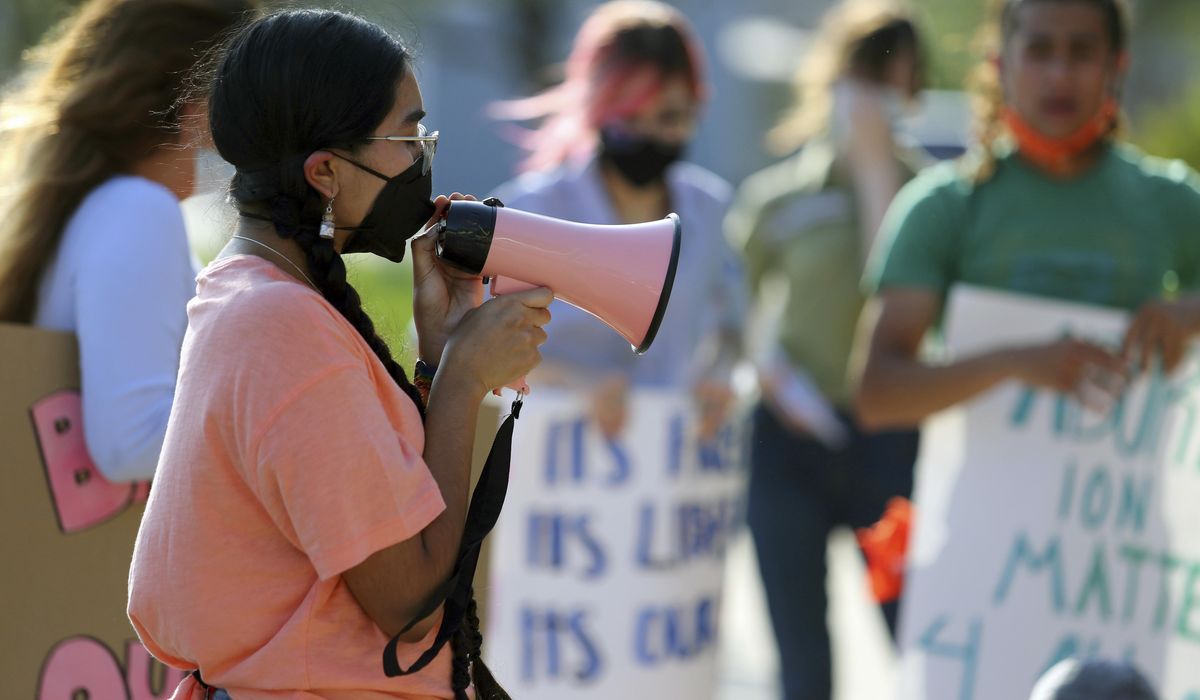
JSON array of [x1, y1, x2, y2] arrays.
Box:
[[422, 127, 438, 175]]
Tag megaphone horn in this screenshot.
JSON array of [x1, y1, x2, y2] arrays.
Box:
[[434, 200, 681, 355]]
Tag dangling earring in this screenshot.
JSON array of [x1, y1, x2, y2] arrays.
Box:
[[319, 198, 335, 239]]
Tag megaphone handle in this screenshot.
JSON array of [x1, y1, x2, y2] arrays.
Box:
[[487, 275, 533, 396]]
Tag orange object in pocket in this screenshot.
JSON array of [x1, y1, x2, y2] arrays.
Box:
[[855, 497, 913, 604]]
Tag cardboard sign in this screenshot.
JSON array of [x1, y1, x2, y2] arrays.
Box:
[[0, 322, 174, 699], [484, 389, 745, 698], [898, 287, 1200, 699]]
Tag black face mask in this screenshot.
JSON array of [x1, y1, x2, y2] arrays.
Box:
[[598, 128, 685, 187], [334, 153, 437, 262]]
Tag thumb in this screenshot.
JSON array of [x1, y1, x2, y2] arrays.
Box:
[[410, 230, 438, 279]]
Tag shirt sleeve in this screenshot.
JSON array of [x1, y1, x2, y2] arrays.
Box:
[[863, 170, 962, 297], [703, 195, 748, 368], [73, 184, 193, 481], [1164, 163, 1200, 291], [251, 365, 446, 581]]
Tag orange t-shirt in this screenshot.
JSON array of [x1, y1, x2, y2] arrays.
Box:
[[128, 255, 453, 700]]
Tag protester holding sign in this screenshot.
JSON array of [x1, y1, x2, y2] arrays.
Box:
[[490, 0, 745, 440], [0, 0, 253, 481], [724, 4, 927, 697], [127, 10, 551, 699], [854, 0, 1200, 695], [482, 4, 744, 696], [857, 0, 1200, 435]]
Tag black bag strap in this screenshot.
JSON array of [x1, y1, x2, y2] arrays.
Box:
[[382, 397, 522, 677]]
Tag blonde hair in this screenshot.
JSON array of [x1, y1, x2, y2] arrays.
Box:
[[767, 0, 922, 155], [0, 0, 253, 321]]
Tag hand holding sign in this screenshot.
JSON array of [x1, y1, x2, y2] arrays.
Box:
[[1007, 336, 1128, 413], [1121, 297, 1200, 375]]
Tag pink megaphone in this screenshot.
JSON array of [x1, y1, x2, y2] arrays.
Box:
[[434, 200, 681, 390]]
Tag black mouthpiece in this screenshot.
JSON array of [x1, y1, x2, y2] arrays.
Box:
[[435, 200, 499, 275]]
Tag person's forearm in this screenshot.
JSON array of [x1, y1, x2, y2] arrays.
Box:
[[856, 347, 1018, 429], [417, 368, 486, 585]]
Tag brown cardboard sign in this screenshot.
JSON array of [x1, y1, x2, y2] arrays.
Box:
[[0, 322, 176, 699]]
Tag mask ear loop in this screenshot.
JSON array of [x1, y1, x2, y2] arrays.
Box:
[[329, 150, 405, 181]]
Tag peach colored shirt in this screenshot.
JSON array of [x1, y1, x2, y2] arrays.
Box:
[[128, 255, 452, 700]]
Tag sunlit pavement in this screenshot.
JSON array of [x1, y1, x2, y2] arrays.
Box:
[[717, 529, 898, 700]]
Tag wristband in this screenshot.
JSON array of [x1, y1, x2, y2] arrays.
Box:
[[414, 360, 437, 405]]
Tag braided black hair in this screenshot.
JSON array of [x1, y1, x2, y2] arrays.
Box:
[[207, 9, 499, 695], [453, 597, 509, 700]]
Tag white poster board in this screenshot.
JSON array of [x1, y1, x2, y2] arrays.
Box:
[[899, 286, 1200, 700], [485, 389, 745, 698]]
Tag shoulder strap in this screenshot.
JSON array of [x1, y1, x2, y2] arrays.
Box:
[[382, 397, 522, 677]]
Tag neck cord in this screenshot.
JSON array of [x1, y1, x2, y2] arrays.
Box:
[[230, 235, 318, 290]]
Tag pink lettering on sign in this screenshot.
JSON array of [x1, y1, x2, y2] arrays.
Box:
[[37, 637, 186, 700], [37, 636, 126, 700], [126, 639, 187, 700], [30, 390, 150, 533]]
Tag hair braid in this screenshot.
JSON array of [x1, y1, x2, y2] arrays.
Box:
[[448, 595, 509, 700], [245, 178, 426, 420], [450, 627, 473, 700]]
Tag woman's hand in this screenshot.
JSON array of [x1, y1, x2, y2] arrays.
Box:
[[1121, 298, 1200, 375], [438, 287, 553, 395], [693, 378, 735, 442], [590, 374, 630, 440], [1007, 337, 1128, 411], [411, 193, 484, 364]]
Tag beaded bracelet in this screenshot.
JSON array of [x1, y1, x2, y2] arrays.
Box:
[[414, 359, 436, 406]]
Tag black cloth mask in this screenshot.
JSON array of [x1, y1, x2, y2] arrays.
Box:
[[334, 153, 437, 262], [598, 128, 685, 187]]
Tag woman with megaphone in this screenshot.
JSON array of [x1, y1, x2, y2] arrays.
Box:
[[490, 0, 746, 441], [128, 9, 548, 700]]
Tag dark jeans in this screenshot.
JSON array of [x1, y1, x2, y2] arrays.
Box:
[[746, 403, 918, 700]]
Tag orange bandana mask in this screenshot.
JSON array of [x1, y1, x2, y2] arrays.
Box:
[[1002, 98, 1119, 175]]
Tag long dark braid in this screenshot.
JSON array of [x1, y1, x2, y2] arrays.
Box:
[[229, 172, 427, 419], [453, 597, 509, 700]]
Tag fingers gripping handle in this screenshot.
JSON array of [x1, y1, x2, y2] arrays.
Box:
[[473, 199, 533, 395], [489, 276, 534, 396], [434, 197, 533, 396]]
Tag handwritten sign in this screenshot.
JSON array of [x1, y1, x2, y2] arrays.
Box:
[[484, 389, 745, 698], [0, 323, 168, 699], [899, 286, 1200, 699]]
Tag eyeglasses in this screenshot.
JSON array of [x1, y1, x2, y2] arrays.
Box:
[[364, 123, 439, 175]]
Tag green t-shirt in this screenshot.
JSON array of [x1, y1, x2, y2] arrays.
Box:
[[867, 144, 1200, 311]]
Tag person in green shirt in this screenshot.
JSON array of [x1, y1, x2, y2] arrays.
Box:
[[726, 4, 926, 698], [857, 0, 1200, 429]]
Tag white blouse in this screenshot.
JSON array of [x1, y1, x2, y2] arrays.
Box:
[[35, 176, 196, 482]]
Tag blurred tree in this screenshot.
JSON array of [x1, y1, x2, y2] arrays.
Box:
[[1135, 81, 1200, 169], [912, 0, 988, 91], [1127, 0, 1200, 168], [1, 0, 80, 81]]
